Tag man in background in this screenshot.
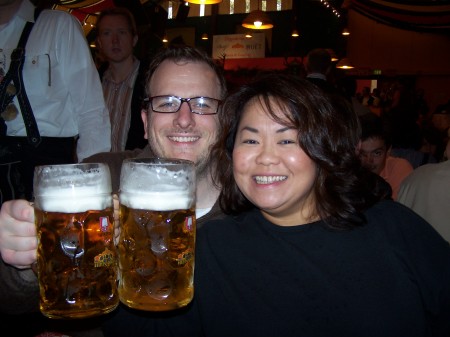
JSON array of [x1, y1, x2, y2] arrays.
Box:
[[358, 113, 413, 200], [96, 7, 147, 151], [397, 128, 450, 242], [304, 48, 337, 94]]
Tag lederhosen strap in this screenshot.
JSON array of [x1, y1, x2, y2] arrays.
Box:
[[0, 8, 42, 147]]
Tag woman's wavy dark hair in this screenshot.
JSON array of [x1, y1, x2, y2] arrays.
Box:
[[211, 72, 385, 230]]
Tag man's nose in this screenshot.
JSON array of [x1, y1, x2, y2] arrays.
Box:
[[173, 102, 195, 129]]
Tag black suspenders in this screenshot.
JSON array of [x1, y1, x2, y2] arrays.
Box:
[[0, 8, 42, 146]]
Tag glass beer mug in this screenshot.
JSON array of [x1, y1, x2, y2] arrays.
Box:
[[33, 163, 119, 319], [118, 158, 196, 311]]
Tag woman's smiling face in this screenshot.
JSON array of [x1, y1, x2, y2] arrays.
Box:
[[232, 97, 318, 226]]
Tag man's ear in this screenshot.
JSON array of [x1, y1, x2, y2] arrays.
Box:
[[386, 145, 392, 156], [141, 109, 149, 140], [355, 140, 362, 155]]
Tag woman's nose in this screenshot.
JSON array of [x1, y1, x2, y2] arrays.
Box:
[[255, 143, 280, 166]]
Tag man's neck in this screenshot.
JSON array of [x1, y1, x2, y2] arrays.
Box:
[[195, 174, 220, 209], [107, 56, 136, 83], [0, 0, 23, 25]]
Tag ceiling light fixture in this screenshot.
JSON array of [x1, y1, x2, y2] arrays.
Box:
[[242, 1, 273, 30], [162, 34, 168, 43], [336, 57, 354, 69], [291, 29, 299, 37], [342, 27, 350, 36], [185, 0, 222, 4], [201, 33, 209, 40], [326, 49, 339, 62], [242, 10, 273, 29]]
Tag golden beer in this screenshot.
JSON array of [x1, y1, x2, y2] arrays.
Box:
[[118, 158, 196, 311], [118, 203, 196, 311], [34, 163, 119, 319]]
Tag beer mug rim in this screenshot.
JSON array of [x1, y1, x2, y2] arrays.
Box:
[[123, 157, 194, 167], [33, 162, 112, 196], [119, 157, 196, 210]]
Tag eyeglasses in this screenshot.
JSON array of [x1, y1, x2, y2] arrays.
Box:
[[144, 95, 221, 115]]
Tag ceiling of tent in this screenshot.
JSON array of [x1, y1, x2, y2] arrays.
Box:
[[51, 0, 450, 35]]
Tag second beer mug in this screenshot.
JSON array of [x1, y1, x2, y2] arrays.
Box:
[[118, 158, 196, 311], [33, 163, 119, 319]]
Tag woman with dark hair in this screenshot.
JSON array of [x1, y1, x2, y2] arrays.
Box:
[[215, 72, 387, 228], [102, 72, 450, 337]]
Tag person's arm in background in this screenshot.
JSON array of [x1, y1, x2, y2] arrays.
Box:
[[58, 11, 111, 161]]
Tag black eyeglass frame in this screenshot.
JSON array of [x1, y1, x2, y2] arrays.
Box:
[[143, 95, 222, 115]]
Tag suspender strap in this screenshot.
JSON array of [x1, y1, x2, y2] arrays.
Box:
[[0, 9, 42, 146], [0, 20, 34, 111]]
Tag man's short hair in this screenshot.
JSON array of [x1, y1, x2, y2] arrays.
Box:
[[359, 113, 392, 148], [145, 45, 227, 101], [305, 48, 332, 74], [96, 7, 138, 36]]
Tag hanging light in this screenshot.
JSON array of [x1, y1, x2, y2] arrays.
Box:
[[201, 33, 209, 40], [336, 58, 354, 69], [245, 31, 253, 38], [162, 34, 169, 43], [326, 49, 339, 62], [291, 29, 299, 37], [342, 27, 350, 36], [185, 0, 222, 4], [242, 7, 273, 30]]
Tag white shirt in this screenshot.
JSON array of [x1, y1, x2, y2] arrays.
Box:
[[0, 0, 111, 161], [397, 160, 450, 243], [196, 207, 212, 219]]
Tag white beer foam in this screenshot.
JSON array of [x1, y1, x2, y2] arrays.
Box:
[[120, 189, 194, 211], [37, 186, 112, 213]]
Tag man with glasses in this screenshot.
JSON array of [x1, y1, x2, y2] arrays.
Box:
[[0, 45, 227, 336]]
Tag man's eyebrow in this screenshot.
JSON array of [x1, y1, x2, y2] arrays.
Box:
[[361, 146, 385, 153]]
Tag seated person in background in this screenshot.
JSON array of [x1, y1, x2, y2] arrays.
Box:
[[419, 126, 447, 163], [336, 76, 372, 117], [397, 128, 450, 242], [368, 88, 382, 116], [100, 72, 450, 337], [358, 113, 413, 200], [371, 88, 381, 107], [361, 86, 372, 106], [390, 122, 438, 169]]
